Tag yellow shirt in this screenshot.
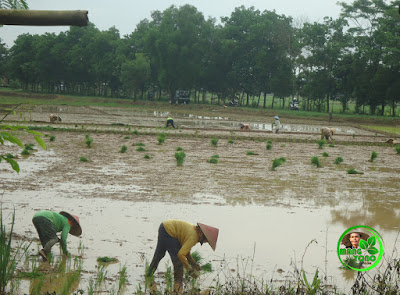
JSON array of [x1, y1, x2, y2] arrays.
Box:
[[163, 220, 198, 268]]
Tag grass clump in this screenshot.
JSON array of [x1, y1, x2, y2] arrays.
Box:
[[322, 152, 329, 157], [85, 134, 93, 148], [246, 151, 258, 156], [347, 168, 363, 174], [79, 157, 88, 162], [271, 157, 286, 171], [144, 154, 151, 159], [49, 135, 56, 142], [120, 145, 128, 153], [369, 150, 378, 162], [335, 157, 344, 164], [396, 145, 400, 154], [136, 146, 146, 152], [317, 139, 325, 149], [228, 138, 234, 144], [97, 256, 118, 263], [175, 151, 186, 166], [210, 137, 219, 147], [208, 155, 220, 164], [176, 147, 183, 151], [158, 132, 166, 144], [311, 156, 322, 168]]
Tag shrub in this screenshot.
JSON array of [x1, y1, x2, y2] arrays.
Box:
[[144, 154, 151, 159], [271, 157, 286, 171], [396, 145, 400, 154], [175, 151, 186, 166], [266, 143, 272, 150], [317, 140, 325, 149], [136, 147, 146, 152], [210, 137, 219, 147], [79, 157, 88, 162], [347, 168, 363, 174], [228, 138, 234, 144], [369, 150, 378, 162], [49, 135, 56, 142], [311, 156, 321, 168], [322, 152, 329, 157], [120, 145, 127, 153], [335, 157, 344, 164], [85, 134, 93, 148]]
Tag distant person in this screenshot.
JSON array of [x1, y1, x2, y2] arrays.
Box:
[[146, 220, 219, 294], [49, 114, 62, 123], [321, 127, 336, 142], [240, 123, 250, 130], [32, 210, 82, 261], [272, 116, 281, 133], [166, 117, 175, 128]]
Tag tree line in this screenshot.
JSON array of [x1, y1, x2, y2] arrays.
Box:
[[0, 0, 399, 116]]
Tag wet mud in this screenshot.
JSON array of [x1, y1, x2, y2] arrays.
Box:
[[1, 104, 399, 294]]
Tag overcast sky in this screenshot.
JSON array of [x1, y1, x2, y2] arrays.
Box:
[[1, 0, 352, 48]]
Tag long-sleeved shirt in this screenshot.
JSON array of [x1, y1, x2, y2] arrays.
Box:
[[163, 220, 198, 269], [33, 210, 71, 254]]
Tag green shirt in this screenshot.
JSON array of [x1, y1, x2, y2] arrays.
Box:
[[167, 117, 173, 121], [34, 210, 71, 254]]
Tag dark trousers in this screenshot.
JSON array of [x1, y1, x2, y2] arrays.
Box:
[[166, 119, 175, 128], [32, 216, 59, 253], [147, 223, 183, 284]]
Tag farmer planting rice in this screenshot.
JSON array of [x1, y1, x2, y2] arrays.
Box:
[[321, 127, 336, 142], [166, 117, 175, 128], [32, 210, 82, 262], [146, 220, 219, 294], [272, 116, 281, 133]]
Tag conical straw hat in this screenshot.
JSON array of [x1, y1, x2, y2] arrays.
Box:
[[59, 211, 82, 237], [197, 223, 219, 251], [342, 231, 369, 248]]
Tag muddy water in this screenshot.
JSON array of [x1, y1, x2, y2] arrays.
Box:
[[1, 106, 400, 293]]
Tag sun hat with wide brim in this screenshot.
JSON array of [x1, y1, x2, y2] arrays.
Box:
[[59, 211, 82, 237], [330, 128, 336, 134], [342, 231, 370, 248], [274, 116, 279, 120], [198, 223, 219, 251]]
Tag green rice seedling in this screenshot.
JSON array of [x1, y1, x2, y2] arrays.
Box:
[[329, 144, 335, 147], [271, 158, 285, 171], [95, 264, 108, 288], [246, 151, 257, 155], [228, 138, 234, 144], [176, 147, 183, 151], [317, 139, 325, 149], [21, 149, 30, 155], [347, 168, 363, 174], [133, 128, 139, 136], [164, 265, 173, 293], [281, 144, 286, 147], [85, 134, 93, 148], [6, 153, 15, 159], [79, 157, 88, 162], [267, 140, 272, 144], [24, 143, 35, 150], [210, 137, 219, 147], [49, 135, 56, 142], [369, 150, 378, 162], [118, 265, 128, 292], [75, 124, 78, 128], [144, 154, 151, 159], [158, 132, 166, 144], [266, 143, 272, 150], [278, 157, 286, 163], [311, 156, 322, 168], [211, 154, 220, 159], [124, 136, 130, 139], [120, 145, 128, 153], [208, 157, 218, 164], [396, 145, 400, 154], [335, 157, 343, 164], [175, 151, 186, 166], [87, 277, 94, 295], [322, 152, 329, 157], [134, 142, 145, 146], [136, 146, 146, 152]]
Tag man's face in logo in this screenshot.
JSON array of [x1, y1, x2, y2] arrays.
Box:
[[350, 232, 361, 248]]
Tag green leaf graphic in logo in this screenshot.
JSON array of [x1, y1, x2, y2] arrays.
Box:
[[368, 247, 379, 255], [368, 236, 376, 247], [359, 239, 368, 249]]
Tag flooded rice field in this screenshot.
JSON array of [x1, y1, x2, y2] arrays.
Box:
[[1, 104, 400, 294]]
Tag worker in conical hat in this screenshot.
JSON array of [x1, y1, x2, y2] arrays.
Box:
[[146, 220, 219, 294], [32, 210, 82, 262], [321, 127, 336, 142]]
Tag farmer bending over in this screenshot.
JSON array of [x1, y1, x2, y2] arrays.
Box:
[[32, 210, 82, 261], [146, 220, 219, 294], [321, 127, 336, 142], [166, 117, 175, 128]]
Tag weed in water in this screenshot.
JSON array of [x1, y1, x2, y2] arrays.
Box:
[[175, 151, 186, 166], [79, 157, 88, 162], [49, 135, 56, 142], [210, 137, 219, 147], [120, 145, 128, 153], [347, 168, 363, 174], [311, 156, 322, 168], [266, 143, 272, 150], [335, 157, 343, 164], [317, 139, 325, 149], [322, 152, 329, 157], [136, 146, 146, 152], [144, 154, 151, 159], [176, 147, 183, 151], [396, 145, 400, 154], [85, 134, 93, 148], [369, 150, 378, 162], [124, 136, 130, 140], [271, 157, 286, 171], [228, 138, 234, 144], [246, 151, 257, 156]]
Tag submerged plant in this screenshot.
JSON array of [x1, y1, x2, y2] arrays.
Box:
[[210, 137, 219, 147], [317, 139, 325, 149], [347, 168, 363, 174], [175, 151, 186, 166], [335, 157, 343, 164], [311, 156, 321, 168], [369, 150, 378, 162], [120, 145, 128, 153]]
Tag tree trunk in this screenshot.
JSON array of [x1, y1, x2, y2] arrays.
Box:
[[263, 92, 267, 109]]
